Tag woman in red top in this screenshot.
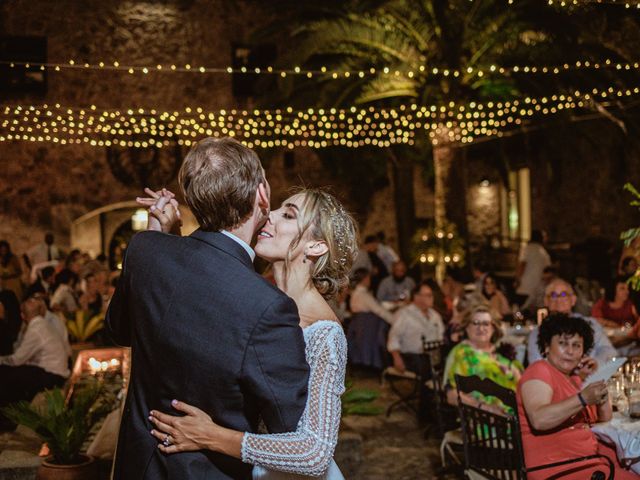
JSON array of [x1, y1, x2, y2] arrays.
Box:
[[517, 313, 638, 480], [592, 276, 638, 328]]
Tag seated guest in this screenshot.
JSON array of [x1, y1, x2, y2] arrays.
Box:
[[31, 293, 71, 361], [0, 240, 24, 301], [376, 260, 416, 304], [25, 265, 55, 302], [527, 278, 617, 365], [478, 272, 510, 318], [79, 273, 103, 317], [610, 316, 640, 356], [50, 268, 79, 316], [592, 276, 639, 328], [517, 313, 636, 480], [0, 290, 21, 355], [349, 268, 394, 324], [445, 304, 523, 415], [351, 235, 388, 293], [0, 295, 70, 431], [619, 255, 638, 277], [387, 281, 444, 375], [347, 268, 394, 370]]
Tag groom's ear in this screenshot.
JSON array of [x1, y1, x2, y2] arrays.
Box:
[[256, 182, 270, 212]]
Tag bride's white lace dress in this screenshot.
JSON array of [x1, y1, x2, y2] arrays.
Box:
[[241, 320, 347, 480]]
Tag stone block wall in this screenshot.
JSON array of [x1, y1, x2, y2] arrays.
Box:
[[0, 0, 411, 258]]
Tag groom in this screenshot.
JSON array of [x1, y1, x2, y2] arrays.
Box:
[[106, 137, 309, 479]]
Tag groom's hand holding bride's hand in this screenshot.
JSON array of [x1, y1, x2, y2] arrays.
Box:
[[136, 187, 182, 235], [149, 400, 243, 458]]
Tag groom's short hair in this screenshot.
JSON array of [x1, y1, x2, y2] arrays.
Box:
[[179, 137, 265, 231]]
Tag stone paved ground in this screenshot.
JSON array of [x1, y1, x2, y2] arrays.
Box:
[[343, 372, 463, 480], [0, 371, 464, 480]]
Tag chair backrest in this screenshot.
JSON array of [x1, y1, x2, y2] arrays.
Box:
[[454, 374, 526, 480]]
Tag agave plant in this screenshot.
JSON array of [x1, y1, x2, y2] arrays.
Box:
[[341, 379, 384, 416], [67, 310, 104, 343], [1, 380, 113, 465]]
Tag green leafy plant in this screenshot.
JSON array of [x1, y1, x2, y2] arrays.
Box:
[[1, 380, 113, 465], [621, 183, 640, 291], [66, 310, 104, 343], [341, 379, 384, 416]]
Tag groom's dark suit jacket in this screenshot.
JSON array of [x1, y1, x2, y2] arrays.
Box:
[[106, 229, 309, 479]]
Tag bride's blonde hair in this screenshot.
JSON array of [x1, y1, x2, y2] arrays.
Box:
[[284, 188, 358, 299]]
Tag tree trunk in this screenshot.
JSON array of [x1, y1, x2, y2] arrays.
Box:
[[433, 137, 468, 282], [433, 142, 467, 232], [388, 149, 416, 263]]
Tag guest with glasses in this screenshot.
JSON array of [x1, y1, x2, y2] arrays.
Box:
[[527, 279, 617, 365], [591, 276, 639, 329], [444, 303, 523, 415]]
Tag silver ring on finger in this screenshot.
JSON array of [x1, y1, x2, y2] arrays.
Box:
[[162, 434, 172, 447]]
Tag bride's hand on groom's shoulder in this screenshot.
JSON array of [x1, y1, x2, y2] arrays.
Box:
[[149, 400, 220, 454], [136, 187, 182, 235]]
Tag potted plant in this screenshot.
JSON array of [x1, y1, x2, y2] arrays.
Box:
[[1, 380, 113, 480], [67, 310, 104, 351]]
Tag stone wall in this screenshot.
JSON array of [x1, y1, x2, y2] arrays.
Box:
[[0, 0, 410, 258]]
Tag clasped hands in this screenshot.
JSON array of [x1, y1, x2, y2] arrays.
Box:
[[136, 187, 182, 234]]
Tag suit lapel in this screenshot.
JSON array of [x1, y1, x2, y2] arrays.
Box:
[[190, 229, 254, 270]]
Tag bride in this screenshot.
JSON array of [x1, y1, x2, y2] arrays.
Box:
[[142, 187, 357, 479]]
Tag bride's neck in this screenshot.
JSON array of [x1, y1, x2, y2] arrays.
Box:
[[272, 261, 318, 326]]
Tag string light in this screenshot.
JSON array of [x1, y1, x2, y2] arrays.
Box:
[[2, 85, 638, 148], [4, 58, 640, 79], [547, 0, 640, 7]]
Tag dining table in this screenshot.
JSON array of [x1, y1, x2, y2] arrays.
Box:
[[592, 412, 640, 475]]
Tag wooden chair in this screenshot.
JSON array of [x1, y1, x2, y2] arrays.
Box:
[[381, 338, 445, 418], [454, 374, 614, 480]]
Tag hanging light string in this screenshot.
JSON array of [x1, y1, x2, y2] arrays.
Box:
[[3, 57, 640, 79], [548, 0, 640, 7], [1, 85, 638, 149]]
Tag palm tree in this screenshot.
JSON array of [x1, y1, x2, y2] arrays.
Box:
[[259, 0, 640, 260]]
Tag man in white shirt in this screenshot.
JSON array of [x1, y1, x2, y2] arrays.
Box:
[[388, 282, 445, 374], [0, 295, 69, 430], [515, 229, 551, 306], [27, 232, 61, 267]]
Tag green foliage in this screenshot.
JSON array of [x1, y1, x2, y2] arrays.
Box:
[[1, 380, 114, 465], [66, 310, 104, 343], [341, 379, 384, 416], [621, 183, 640, 291]]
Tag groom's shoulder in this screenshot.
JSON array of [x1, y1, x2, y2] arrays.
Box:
[[126, 231, 182, 254]]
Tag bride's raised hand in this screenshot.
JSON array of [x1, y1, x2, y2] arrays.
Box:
[[136, 188, 182, 234], [149, 400, 225, 454]]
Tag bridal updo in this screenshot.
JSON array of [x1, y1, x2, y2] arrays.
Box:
[[285, 188, 358, 300]]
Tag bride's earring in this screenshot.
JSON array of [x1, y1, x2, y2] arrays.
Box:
[[302, 250, 308, 263]]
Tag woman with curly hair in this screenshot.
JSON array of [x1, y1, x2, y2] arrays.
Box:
[[517, 312, 636, 479]]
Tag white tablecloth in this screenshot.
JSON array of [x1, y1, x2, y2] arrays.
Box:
[[502, 325, 534, 364], [592, 413, 640, 474]]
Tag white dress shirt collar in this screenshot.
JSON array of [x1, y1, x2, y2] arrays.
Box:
[[221, 230, 256, 262]]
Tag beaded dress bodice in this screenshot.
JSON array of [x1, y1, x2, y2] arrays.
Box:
[[241, 320, 347, 479]]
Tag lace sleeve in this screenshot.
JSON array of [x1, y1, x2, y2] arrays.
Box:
[[241, 322, 347, 476]]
